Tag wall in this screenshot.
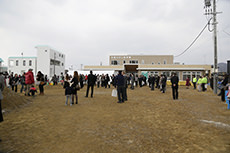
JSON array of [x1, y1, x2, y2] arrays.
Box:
[[8, 57, 37, 75]]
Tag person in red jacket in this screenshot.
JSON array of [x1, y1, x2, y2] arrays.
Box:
[[25, 68, 35, 96]]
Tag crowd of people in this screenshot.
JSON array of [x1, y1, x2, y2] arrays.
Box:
[[1, 68, 229, 105]]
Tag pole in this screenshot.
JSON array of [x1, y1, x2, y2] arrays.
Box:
[[54, 52, 55, 76], [213, 0, 218, 94]]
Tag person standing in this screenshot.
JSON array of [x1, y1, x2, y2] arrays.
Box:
[[20, 73, 26, 93], [96, 74, 100, 88], [9, 73, 14, 91], [197, 76, 202, 92], [25, 69, 35, 96], [105, 74, 110, 88], [71, 71, 79, 104], [0, 72, 5, 142], [135, 74, 138, 87], [155, 75, 160, 89], [201, 75, 208, 91], [130, 73, 135, 90], [149, 74, 155, 91], [186, 77, 190, 89], [171, 73, 179, 100], [220, 74, 229, 102], [115, 71, 125, 103], [36, 71, 45, 95], [63, 74, 72, 106], [85, 70, 96, 98], [13, 74, 19, 92], [192, 75, 197, 89], [80, 74, 84, 89], [138, 75, 143, 87], [52, 75, 58, 85], [161, 75, 167, 93], [123, 72, 128, 101]]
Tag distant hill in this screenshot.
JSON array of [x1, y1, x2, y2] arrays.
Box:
[[218, 63, 227, 72]]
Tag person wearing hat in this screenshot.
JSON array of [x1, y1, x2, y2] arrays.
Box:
[[0, 72, 5, 142], [25, 68, 35, 96]]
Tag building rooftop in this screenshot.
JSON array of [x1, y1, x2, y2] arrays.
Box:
[[8, 56, 37, 59]]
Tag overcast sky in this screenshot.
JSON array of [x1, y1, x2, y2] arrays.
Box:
[[0, 0, 229, 69]]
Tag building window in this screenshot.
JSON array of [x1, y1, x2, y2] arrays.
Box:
[[183, 72, 191, 81], [16, 60, 19, 66], [111, 60, 118, 65], [158, 62, 161, 64], [45, 50, 47, 52], [23, 60, 26, 66], [29, 60, 32, 66], [62, 63, 64, 66], [129, 60, 138, 64], [152, 62, 154, 65], [149, 71, 158, 75], [123, 60, 126, 64], [164, 60, 167, 64], [142, 60, 145, 64]]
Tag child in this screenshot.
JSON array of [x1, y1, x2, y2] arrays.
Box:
[[64, 82, 72, 106], [29, 85, 37, 97], [63, 74, 72, 106]]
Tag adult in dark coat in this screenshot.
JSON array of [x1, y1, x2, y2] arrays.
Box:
[[71, 71, 79, 104], [123, 72, 128, 101], [85, 71, 96, 98], [171, 73, 179, 100], [161, 75, 167, 93], [36, 71, 45, 95], [149, 75, 155, 90], [155, 75, 160, 89], [220, 74, 229, 102], [0, 72, 5, 142], [115, 71, 125, 103]]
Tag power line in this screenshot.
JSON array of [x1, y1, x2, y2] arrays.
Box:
[[175, 18, 212, 58], [223, 30, 230, 36]]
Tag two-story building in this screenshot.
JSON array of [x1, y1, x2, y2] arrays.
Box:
[[84, 55, 212, 81], [8, 46, 65, 79]]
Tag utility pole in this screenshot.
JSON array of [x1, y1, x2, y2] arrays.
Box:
[[213, 0, 218, 94], [204, 0, 220, 94]]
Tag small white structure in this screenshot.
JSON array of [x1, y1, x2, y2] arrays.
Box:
[[8, 57, 37, 75], [8, 45, 65, 79], [36, 46, 65, 78]]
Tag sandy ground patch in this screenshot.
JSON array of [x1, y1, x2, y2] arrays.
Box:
[[0, 85, 230, 153]]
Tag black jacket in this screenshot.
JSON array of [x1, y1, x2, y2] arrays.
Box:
[[65, 87, 72, 95], [71, 77, 79, 88], [87, 74, 96, 86], [171, 76, 179, 87]]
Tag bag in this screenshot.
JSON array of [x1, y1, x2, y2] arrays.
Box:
[[205, 84, 208, 89], [112, 89, 117, 97], [76, 84, 80, 90]]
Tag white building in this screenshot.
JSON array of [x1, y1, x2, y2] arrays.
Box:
[[8, 46, 65, 79], [36, 46, 65, 78], [8, 57, 37, 75]]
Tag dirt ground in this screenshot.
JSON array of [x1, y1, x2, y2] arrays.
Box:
[[0, 84, 230, 153]]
